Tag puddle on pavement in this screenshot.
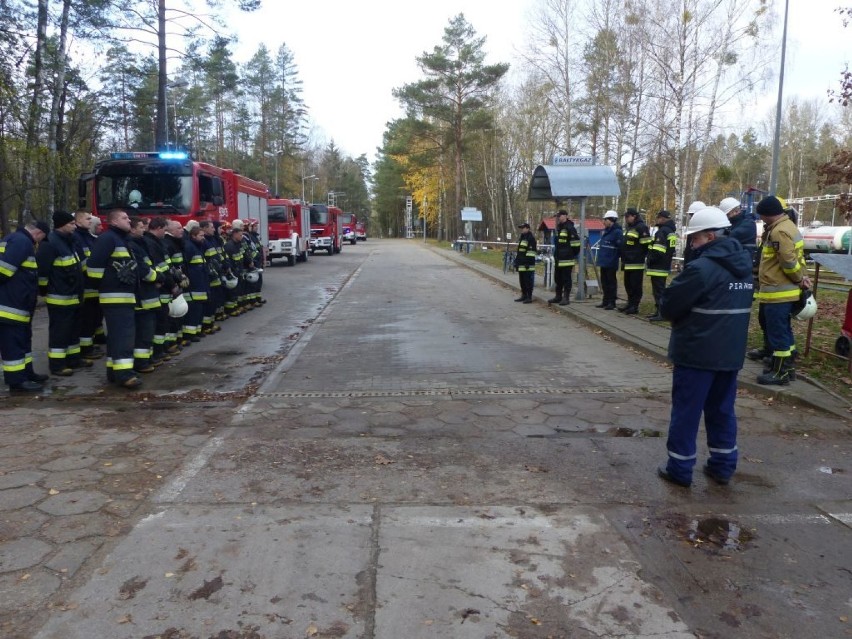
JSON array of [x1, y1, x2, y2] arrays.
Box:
[[686, 517, 755, 551]]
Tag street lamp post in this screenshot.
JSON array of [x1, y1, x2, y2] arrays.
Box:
[[264, 151, 284, 196], [301, 174, 316, 203]]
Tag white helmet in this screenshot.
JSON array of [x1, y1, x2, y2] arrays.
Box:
[[686, 206, 731, 234], [128, 190, 143, 205], [603, 210, 619, 220], [792, 290, 817, 321], [686, 200, 706, 216], [718, 197, 741, 215], [222, 274, 239, 289], [168, 293, 188, 318], [244, 270, 260, 284]]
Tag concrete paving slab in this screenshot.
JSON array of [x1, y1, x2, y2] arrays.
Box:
[[34, 505, 374, 639], [375, 505, 692, 638]]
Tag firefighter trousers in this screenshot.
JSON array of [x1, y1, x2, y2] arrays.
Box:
[[554, 266, 573, 301], [665, 366, 739, 484], [102, 305, 136, 383], [134, 309, 156, 371], [623, 269, 644, 307], [47, 304, 81, 372], [79, 297, 103, 355], [0, 322, 33, 387], [650, 275, 667, 309]]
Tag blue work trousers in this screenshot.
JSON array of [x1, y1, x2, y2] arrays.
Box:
[[763, 301, 794, 356], [665, 366, 739, 483], [102, 305, 136, 383]]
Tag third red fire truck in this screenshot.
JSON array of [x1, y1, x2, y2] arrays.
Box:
[[309, 204, 343, 255], [267, 198, 311, 266]]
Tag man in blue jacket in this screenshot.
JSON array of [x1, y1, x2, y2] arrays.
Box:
[[0, 220, 50, 391], [657, 206, 754, 488], [595, 210, 622, 310]]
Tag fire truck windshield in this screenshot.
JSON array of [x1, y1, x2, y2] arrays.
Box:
[[268, 205, 290, 222], [310, 205, 329, 225], [96, 169, 193, 213]]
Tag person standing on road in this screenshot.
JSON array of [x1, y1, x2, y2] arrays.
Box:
[[86, 209, 142, 389], [514, 222, 537, 304], [645, 210, 678, 321], [72, 210, 104, 361], [128, 216, 162, 374], [681, 201, 706, 267], [182, 223, 210, 342], [596, 210, 622, 310], [224, 224, 249, 316], [36, 210, 88, 377], [0, 220, 50, 392], [163, 219, 189, 347], [753, 195, 810, 385], [548, 210, 580, 306], [657, 206, 754, 488], [719, 197, 757, 263], [143, 217, 176, 364], [619, 208, 651, 314]]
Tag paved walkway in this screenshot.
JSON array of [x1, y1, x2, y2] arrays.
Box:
[[436, 245, 852, 420]]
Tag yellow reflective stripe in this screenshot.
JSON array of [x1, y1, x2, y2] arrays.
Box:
[[53, 256, 79, 266], [111, 248, 131, 258], [646, 270, 670, 277], [624, 264, 645, 270], [45, 295, 80, 306], [88, 267, 105, 278], [649, 245, 667, 253]]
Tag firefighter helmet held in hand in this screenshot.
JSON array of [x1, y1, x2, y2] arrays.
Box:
[[244, 270, 260, 284], [222, 274, 238, 289], [685, 206, 731, 235], [168, 293, 189, 318], [792, 289, 817, 321]]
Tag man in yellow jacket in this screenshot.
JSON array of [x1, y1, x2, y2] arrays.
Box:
[[754, 195, 811, 385]]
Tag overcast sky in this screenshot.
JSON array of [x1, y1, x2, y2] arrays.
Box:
[[223, 0, 847, 162]]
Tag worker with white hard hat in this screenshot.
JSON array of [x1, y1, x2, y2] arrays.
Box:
[[595, 210, 622, 309], [718, 196, 757, 264], [656, 205, 754, 488]]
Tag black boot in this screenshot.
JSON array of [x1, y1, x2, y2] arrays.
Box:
[[547, 296, 562, 304], [757, 356, 791, 386], [747, 345, 771, 361]]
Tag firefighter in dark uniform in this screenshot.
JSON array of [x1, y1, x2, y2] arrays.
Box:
[[183, 223, 210, 342], [72, 210, 103, 360], [36, 210, 88, 376], [143, 217, 176, 363], [645, 210, 678, 321], [224, 224, 249, 315], [514, 222, 537, 304], [210, 222, 229, 322], [128, 217, 162, 373], [619, 208, 651, 314], [548, 210, 581, 306], [199, 221, 222, 334], [86, 209, 142, 389], [0, 220, 49, 392], [163, 219, 189, 347]]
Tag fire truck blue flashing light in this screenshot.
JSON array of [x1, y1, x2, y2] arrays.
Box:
[[109, 151, 189, 160]]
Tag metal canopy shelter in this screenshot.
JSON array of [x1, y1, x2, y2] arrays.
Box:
[[527, 163, 621, 300]]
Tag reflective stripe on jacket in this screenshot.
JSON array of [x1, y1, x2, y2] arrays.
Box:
[[0, 228, 38, 324], [646, 220, 677, 277]]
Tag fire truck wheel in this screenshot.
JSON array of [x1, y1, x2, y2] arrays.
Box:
[[327, 246, 334, 255], [287, 255, 296, 266]]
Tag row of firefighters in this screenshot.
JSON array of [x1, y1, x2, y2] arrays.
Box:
[[515, 199, 759, 319], [0, 210, 266, 391]]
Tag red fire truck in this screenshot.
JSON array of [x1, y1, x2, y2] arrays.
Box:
[[267, 197, 310, 266], [309, 204, 343, 255], [338, 212, 358, 245], [77, 152, 269, 244], [355, 219, 367, 241]]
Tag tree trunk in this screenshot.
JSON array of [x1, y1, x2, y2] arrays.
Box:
[[46, 0, 71, 214], [155, 0, 167, 149], [21, 0, 49, 224]]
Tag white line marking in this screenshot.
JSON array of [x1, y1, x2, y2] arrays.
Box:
[[153, 434, 226, 503]]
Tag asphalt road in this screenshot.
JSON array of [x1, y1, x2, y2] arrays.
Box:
[[2, 239, 850, 639]]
